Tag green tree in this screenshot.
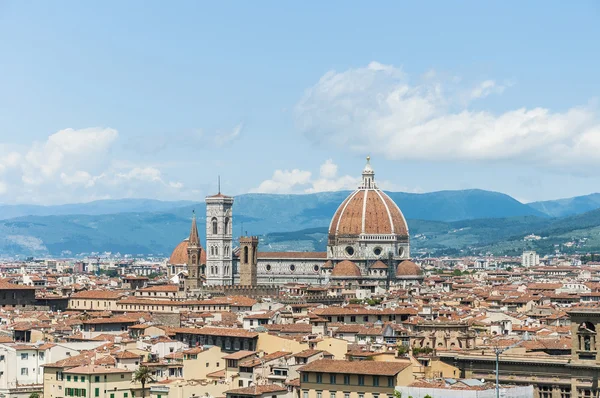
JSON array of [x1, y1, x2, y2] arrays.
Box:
[[133, 366, 155, 398], [29, 393, 40, 398], [397, 345, 408, 356], [452, 269, 463, 276]]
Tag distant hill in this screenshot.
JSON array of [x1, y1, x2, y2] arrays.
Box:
[[0, 199, 194, 220], [262, 208, 600, 257], [0, 189, 569, 257], [528, 193, 600, 217]]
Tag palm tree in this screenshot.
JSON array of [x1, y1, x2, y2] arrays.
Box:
[[133, 366, 155, 398]]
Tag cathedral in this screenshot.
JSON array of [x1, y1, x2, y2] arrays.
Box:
[[167, 158, 423, 290]]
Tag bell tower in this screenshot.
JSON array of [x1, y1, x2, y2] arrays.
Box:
[[205, 192, 234, 286], [186, 211, 202, 290], [239, 236, 258, 286]]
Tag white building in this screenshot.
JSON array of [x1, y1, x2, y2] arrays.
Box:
[[522, 251, 540, 268]]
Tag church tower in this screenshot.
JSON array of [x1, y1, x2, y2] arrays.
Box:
[[186, 211, 203, 290], [205, 192, 234, 285], [239, 236, 258, 286]]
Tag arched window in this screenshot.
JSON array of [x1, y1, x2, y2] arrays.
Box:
[[191, 255, 197, 265], [224, 217, 230, 234], [244, 246, 249, 263], [212, 217, 218, 235]]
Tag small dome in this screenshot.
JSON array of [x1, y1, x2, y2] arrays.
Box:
[[331, 260, 362, 277], [322, 260, 334, 269], [168, 239, 207, 265], [396, 260, 422, 277], [371, 260, 388, 270]]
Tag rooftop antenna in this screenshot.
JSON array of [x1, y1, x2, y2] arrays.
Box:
[[218, 175, 221, 194]]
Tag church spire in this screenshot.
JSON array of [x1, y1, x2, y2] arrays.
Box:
[[189, 210, 200, 246]]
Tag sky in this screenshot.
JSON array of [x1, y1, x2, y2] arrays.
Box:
[[0, 1, 599, 205]]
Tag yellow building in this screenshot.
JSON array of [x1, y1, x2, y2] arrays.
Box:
[[68, 291, 122, 311], [298, 359, 413, 398], [63, 365, 134, 398]]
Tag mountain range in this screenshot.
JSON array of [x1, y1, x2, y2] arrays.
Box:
[[1, 190, 600, 257]]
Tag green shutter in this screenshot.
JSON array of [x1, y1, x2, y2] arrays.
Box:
[[83, 389, 86, 397], [82, 376, 86, 382], [95, 388, 100, 397]]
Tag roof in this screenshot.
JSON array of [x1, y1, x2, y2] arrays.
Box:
[[64, 365, 132, 375], [172, 327, 258, 339], [331, 260, 361, 278], [328, 174, 408, 238], [396, 260, 423, 277], [70, 290, 122, 299], [222, 350, 256, 360], [298, 359, 411, 376], [256, 252, 327, 259], [138, 285, 179, 293], [169, 239, 206, 265]]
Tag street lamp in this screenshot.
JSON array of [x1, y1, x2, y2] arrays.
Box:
[[494, 331, 530, 398]]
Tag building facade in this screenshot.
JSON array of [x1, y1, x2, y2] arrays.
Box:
[[167, 158, 423, 288]]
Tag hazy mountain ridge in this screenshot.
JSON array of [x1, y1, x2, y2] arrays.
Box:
[[1, 189, 600, 257], [528, 193, 600, 218]]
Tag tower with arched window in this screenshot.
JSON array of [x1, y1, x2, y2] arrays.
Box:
[[205, 192, 234, 285], [239, 236, 258, 286]]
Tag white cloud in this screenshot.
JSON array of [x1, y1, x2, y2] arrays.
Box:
[[0, 127, 188, 204], [252, 169, 312, 194], [252, 159, 406, 194], [295, 63, 600, 170]]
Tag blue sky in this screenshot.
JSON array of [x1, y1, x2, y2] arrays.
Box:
[[0, 1, 599, 204]]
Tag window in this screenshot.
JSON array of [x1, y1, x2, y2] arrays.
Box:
[[560, 387, 571, 398], [330, 393, 336, 398], [344, 393, 350, 398], [302, 373, 309, 382], [358, 394, 364, 398], [239, 380, 244, 387], [388, 377, 394, 387], [343, 375, 350, 385], [95, 388, 100, 397], [303, 392, 309, 398], [358, 375, 365, 386], [330, 374, 336, 384], [317, 392, 322, 398], [39, 352, 45, 360], [67, 375, 71, 381], [212, 218, 218, 235], [373, 376, 379, 387], [75, 376, 79, 382], [95, 376, 100, 382], [539, 386, 552, 398], [350, 316, 356, 322], [21, 353, 28, 360], [316, 373, 323, 383], [81, 376, 85, 382], [124, 394, 128, 398], [121, 374, 125, 379], [110, 394, 115, 398], [21, 368, 28, 376], [82, 390, 86, 397]]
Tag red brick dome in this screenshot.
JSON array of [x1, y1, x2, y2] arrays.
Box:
[[168, 239, 206, 265], [331, 260, 362, 277], [396, 260, 422, 277]]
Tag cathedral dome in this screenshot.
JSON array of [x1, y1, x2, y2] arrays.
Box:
[[328, 158, 408, 239], [168, 238, 207, 265], [395, 260, 422, 277], [331, 260, 362, 277], [371, 260, 389, 270]]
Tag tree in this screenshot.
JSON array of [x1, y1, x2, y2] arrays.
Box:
[[452, 269, 463, 276], [397, 345, 408, 356], [29, 393, 40, 398], [133, 366, 155, 398]]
